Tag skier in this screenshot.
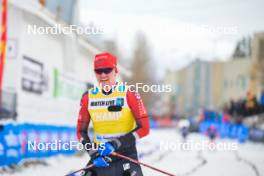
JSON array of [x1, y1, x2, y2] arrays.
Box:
[[178, 119, 190, 142], [206, 124, 218, 142], [76, 52, 150, 176], [181, 126, 189, 141]]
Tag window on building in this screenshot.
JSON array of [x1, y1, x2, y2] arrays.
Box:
[[224, 80, 228, 88], [237, 75, 247, 90]]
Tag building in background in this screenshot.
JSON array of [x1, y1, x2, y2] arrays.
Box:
[[165, 59, 215, 116], [164, 56, 253, 117], [221, 57, 251, 103], [1, 0, 130, 125], [251, 32, 264, 94]]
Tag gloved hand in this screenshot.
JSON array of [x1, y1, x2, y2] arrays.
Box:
[[98, 142, 116, 156], [92, 156, 111, 167], [98, 135, 135, 157]]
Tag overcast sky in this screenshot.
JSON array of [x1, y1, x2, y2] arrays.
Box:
[[79, 0, 264, 78]]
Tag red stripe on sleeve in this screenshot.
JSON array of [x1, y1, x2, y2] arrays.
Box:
[[76, 92, 91, 141], [127, 90, 150, 138]]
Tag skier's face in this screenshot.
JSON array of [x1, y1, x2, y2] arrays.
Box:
[[95, 67, 117, 90]]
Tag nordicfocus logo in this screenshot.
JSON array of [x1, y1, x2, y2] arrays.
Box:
[[92, 112, 122, 121], [27, 141, 105, 151], [159, 141, 238, 151], [27, 24, 104, 35], [95, 82, 174, 94]]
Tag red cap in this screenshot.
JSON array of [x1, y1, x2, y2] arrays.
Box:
[[94, 52, 117, 69]]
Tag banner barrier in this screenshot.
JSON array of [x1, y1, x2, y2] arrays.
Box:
[[0, 123, 77, 167], [199, 121, 249, 143]]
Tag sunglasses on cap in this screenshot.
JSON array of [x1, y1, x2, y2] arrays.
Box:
[[94, 68, 113, 74]]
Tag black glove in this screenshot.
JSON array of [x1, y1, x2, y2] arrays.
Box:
[[108, 133, 136, 151]]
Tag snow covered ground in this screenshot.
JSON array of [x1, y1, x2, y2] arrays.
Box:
[[138, 129, 264, 176], [2, 129, 264, 176]]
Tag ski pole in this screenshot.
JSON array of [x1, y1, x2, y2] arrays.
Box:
[[111, 152, 176, 176], [65, 164, 94, 176]]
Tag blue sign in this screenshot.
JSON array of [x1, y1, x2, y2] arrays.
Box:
[[0, 123, 77, 167]]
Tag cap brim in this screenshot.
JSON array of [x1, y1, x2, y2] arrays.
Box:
[[94, 66, 115, 70]]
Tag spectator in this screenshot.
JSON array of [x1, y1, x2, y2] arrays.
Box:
[[236, 98, 246, 116], [245, 92, 260, 116], [229, 99, 236, 116], [261, 89, 264, 113], [222, 109, 231, 123], [252, 95, 260, 114]]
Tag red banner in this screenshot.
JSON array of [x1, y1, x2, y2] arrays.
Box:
[[0, 0, 7, 95]]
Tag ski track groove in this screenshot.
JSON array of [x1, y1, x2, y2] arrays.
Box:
[[234, 150, 260, 176], [151, 148, 207, 176], [179, 150, 207, 176]]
